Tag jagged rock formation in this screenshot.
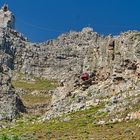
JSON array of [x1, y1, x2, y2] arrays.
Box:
[[42, 30, 140, 120], [13, 28, 100, 81], [0, 4, 15, 29], [0, 5, 25, 120], [0, 59, 20, 120], [10, 24, 140, 121], [0, 4, 140, 122]]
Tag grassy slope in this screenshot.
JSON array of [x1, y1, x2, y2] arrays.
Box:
[[0, 75, 139, 140], [12, 75, 57, 114], [20, 94, 51, 106], [12, 78, 57, 91], [0, 105, 140, 140]]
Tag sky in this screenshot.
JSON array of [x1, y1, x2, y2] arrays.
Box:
[[0, 0, 140, 42]]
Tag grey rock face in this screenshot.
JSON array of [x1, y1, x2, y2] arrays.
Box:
[[0, 92, 25, 120], [0, 4, 140, 121], [0, 65, 25, 120], [13, 27, 100, 82], [40, 30, 140, 120], [0, 4, 15, 29], [0, 27, 26, 120], [4, 25, 140, 121]]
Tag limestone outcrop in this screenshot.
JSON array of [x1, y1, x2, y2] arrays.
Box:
[[42, 30, 140, 120], [0, 4, 15, 29], [9, 25, 140, 121], [0, 5, 25, 120], [0, 4, 140, 121]]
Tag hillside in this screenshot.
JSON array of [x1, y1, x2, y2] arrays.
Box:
[[0, 4, 139, 140]]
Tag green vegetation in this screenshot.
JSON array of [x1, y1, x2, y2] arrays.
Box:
[[0, 135, 18, 140], [12, 72, 57, 91], [0, 105, 140, 140], [0, 134, 35, 140], [12, 76, 57, 91], [8, 73, 140, 139], [11, 73, 58, 115]]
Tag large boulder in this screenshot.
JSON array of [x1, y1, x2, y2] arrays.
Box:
[[0, 63, 25, 120]]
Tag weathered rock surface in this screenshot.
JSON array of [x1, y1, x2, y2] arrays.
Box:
[[10, 25, 140, 121], [41, 30, 140, 120], [0, 50, 25, 120], [0, 5, 26, 120], [0, 4, 15, 29], [0, 4, 140, 121]]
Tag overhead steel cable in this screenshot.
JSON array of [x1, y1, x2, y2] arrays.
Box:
[[16, 18, 64, 33]]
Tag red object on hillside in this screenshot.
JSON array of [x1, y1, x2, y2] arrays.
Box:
[[81, 72, 89, 81]]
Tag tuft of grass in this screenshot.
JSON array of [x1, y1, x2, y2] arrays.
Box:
[[0, 134, 36, 140]]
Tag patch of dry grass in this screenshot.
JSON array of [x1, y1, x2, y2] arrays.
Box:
[[0, 105, 140, 140]]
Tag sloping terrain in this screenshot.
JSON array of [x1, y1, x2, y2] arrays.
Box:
[[0, 4, 140, 140], [0, 26, 140, 139], [0, 105, 140, 140], [42, 29, 140, 122]]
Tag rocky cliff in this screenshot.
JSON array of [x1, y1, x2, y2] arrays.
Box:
[[0, 5, 26, 120], [41, 29, 140, 121], [0, 27, 26, 120], [12, 25, 140, 122], [0, 4, 140, 122]]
